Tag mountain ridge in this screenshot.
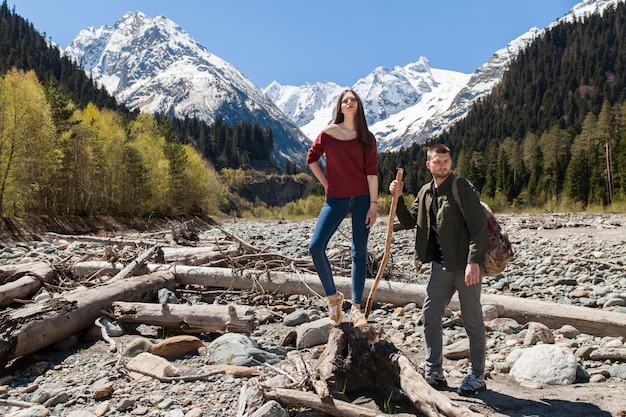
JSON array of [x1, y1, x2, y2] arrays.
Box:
[[64, 0, 623, 163]]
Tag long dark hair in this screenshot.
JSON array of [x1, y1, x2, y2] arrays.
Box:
[[332, 89, 374, 155]]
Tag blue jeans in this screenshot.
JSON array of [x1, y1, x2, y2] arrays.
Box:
[[308, 194, 371, 305]]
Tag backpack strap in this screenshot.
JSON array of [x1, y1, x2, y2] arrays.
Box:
[[452, 177, 466, 220]]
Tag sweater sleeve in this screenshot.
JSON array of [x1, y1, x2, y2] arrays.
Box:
[[306, 133, 325, 165], [364, 135, 378, 176]]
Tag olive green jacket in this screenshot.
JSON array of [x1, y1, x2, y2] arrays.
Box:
[[395, 173, 488, 272]]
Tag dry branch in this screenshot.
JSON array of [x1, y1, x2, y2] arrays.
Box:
[[392, 354, 480, 417], [110, 244, 161, 281], [365, 168, 403, 317]]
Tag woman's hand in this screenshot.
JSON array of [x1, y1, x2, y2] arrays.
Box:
[[365, 204, 377, 228]]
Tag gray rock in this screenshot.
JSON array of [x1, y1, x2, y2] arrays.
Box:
[[486, 317, 521, 334], [122, 337, 154, 357], [42, 391, 69, 407], [212, 342, 279, 366], [295, 318, 331, 349], [443, 338, 470, 360], [158, 288, 180, 304], [523, 322, 555, 346], [607, 364, 626, 380], [554, 324, 580, 339], [250, 400, 289, 417], [603, 297, 625, 308], [5, 405, 50, 417], [283, 310, 311, 326], [482, 304, 499, 321], [28, 382, 67, 404], [209, 332, 260, 350]]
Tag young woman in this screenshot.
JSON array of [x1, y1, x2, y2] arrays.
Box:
[[307, 89, 378, 326]]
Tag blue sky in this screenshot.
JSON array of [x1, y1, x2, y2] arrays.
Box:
[[9, 0, 581, 88]]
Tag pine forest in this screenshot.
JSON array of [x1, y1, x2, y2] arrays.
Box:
[[378, 2, 626, 212]]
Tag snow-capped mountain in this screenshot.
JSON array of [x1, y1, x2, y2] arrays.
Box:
[[64, 0, 622, 165], [265, 0, 624, 152], [262, 39, 533, 151], [64, 12, 310, 166]]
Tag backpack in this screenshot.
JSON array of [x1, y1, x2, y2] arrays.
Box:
[[452, 178, 514, 277]]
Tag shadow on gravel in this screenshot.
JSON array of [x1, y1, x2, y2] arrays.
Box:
[[460, 389, 613, 417]]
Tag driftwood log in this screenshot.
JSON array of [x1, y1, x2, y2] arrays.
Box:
[[70, 262, 626, 338], [160, 246, 240, 265], [0, 271, 176, 368], [111, 301, 256, 334], [0, 262, 54, 308], [263, 388, 380, 417]]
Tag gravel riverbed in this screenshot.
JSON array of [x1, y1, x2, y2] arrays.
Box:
[[0, 212, 625, 417]]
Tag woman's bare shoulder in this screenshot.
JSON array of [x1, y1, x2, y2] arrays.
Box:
[[323, 124, 340, 136]]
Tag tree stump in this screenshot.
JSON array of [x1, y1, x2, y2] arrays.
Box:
[[308, 323, 480, 417], [311, 323, 398, 398]]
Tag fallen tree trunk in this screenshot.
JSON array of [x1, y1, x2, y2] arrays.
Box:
[[0, 271, 176, 368], [71, 261, 125, 277], [70, 263, 626, 338], [0, 262, 54, 308], [111, 301, 256, 334]]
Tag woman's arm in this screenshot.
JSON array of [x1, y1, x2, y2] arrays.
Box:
[[366, 174, 378, 227]]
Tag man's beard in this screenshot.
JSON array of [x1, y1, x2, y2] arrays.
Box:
[[432, 170, 450, 181]]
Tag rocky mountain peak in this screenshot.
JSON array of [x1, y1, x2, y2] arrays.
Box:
[[65, 12, 310, 166]]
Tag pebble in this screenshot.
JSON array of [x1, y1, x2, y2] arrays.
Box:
[[0, 212, 625, 416]]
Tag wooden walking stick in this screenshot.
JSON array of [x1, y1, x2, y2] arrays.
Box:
[[365, 167, 403, 318]]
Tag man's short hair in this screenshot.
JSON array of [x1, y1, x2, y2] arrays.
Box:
[[427, 143, 451, 160]]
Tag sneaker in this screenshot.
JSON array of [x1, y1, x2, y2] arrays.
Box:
[[328, 292, 344, 326], [457, 374, 486, 396], [420, 368, 447, 389], [349, 307, 367, 326]]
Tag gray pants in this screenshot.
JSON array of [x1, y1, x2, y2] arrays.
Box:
[[423, 262, 486, 377]]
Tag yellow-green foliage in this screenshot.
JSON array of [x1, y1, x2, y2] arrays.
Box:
[[0, 69, 57, 216], [280, 194, 326, 218], [220, 168, 247, 189], [0, 69, 227, 218], [127, 114, 171, 215], [480, 191, 511, 213], [180, 145, 222, 215]]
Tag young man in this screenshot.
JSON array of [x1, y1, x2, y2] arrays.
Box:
[[389, 143, 489, 396]]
